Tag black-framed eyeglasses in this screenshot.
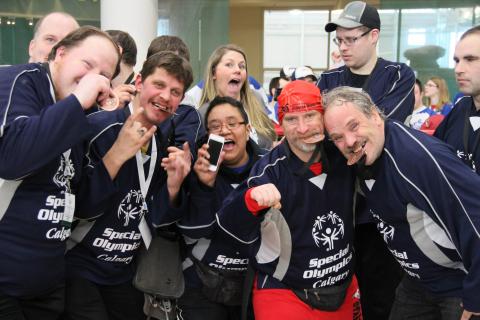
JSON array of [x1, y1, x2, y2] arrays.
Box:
[[333, 29, 372, 47], [207, 121, 246, 133]]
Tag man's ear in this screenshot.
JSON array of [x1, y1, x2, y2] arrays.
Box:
[[370, 29, 380, 45], [28, 39, 36, 59], [246, 124, 252, 140], [373, 110, 383, 126], [53, 46, 67, 62], [134, 74, 143, 92]]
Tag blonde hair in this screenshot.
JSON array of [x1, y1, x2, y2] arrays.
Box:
[[426, 76, 451, 112], [200, 44, 276, 141]]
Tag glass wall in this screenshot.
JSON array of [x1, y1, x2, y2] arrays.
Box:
[[159, 0, 229, 84], [263, 10, 330, 88], [263, 5, 479, 97], [0, 0, 100, 65], [1, 0, 229, 85]]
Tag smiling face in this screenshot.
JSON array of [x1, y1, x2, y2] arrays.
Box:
[[213, 50, 247, 100], [281, 110, 325, 162], [134, 67, 184, 127], [324, 101, 385, 166], [50, 35, 118, 101], [29, 13, 79, 63], [454, 34, 480, 101], [206, 103, 250, 168]]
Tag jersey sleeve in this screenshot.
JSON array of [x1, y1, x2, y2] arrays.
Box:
[[0, 70, 89, 179], [377, 64, 415, 122], [176, 174, 219, 239], [74, 133, 119, 220], [215, 157, 277, 244], [400, 140, 480, 312]]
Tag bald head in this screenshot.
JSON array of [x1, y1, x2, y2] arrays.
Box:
[[28, 12, 79, 63]]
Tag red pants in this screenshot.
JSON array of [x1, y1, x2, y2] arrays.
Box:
[[253, 276, 362, 320]]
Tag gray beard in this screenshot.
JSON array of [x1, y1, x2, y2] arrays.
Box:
[[296, 141, 316, 153]]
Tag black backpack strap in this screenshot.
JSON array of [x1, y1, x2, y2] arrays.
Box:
[[241, 263, 256, 320]]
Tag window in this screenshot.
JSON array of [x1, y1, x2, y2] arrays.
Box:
[[263, 10, 329, 89], [263, 5, 478, 96]]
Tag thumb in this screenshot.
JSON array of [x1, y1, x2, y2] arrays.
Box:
[[183, 141, 191, 154]]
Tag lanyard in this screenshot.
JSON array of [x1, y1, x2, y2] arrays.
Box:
[[462, 99, 480, 170], [128, 103, 157, 248], [135, 142, 157, 200]]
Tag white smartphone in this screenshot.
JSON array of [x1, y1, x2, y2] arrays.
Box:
[[207, 133, 225, 172]]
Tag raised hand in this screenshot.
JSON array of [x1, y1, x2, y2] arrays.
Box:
[[161, 142, 192, 202], [112, 84, 136, 107], [102, 107, 156, 179], [73, 73, 112, 110], [193, 143, 225, 187], [250, 183, 282, 209]]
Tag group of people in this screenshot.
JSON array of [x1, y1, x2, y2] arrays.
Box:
[[1, 1, 480, 320]]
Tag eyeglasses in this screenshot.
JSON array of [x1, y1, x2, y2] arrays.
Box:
[[333, 29, 371, 47], [207, 121, 246, 133]]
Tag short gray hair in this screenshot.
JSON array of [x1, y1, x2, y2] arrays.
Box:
[[323, 86, 385, 119]]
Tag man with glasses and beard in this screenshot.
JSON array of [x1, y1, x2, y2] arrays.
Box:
[[318, 2, 415, 318]]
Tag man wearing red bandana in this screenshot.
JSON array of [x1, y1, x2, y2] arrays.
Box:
[[216, 81, 362, 320]]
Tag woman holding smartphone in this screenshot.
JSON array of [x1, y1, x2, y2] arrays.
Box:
[[177, 96, 264, 320], [198, 44, 276, 150]]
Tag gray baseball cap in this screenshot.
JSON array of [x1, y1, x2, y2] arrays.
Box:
[[325, 1, 381, 33]]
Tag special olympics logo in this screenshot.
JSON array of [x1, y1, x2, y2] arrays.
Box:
[[372, 213, 395, 242], [53, 153, 75, 190], [117, 190, 145, 227], [312, 211, 345, 251]]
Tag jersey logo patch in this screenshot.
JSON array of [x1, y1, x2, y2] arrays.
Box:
[[117, 190, 145, 227], [456, 150, 476, 172], [372, 212, 395, 242], [312, 211, 344, 251], [53, 153, 75, 191]]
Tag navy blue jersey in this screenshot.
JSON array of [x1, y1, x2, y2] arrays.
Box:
[[0, 63, 91, 297], [434, 96, 479, 174], [178, 141, 263, 288], [359, 120, 480, 312], [217, 142, 356, 290], [319, 58, 415, 224], [159, 103, 204, 159], [66, 107, 187, 285], [318, 58, 415, 122]]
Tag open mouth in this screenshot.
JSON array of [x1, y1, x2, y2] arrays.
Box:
[[223, 139, 235, 151], [152, 102, 176, 115], [347, 141, 366, 166], [228, 78, 242, 89]]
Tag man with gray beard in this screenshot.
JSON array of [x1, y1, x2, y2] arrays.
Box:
[[215, 80, 362, 319]]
